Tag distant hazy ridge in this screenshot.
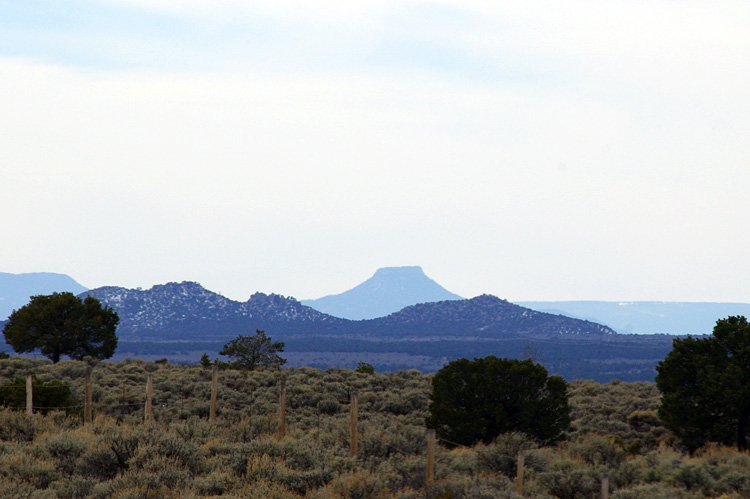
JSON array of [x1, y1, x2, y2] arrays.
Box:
[[519, 301, 750, 335], [301, 266, 463, 320], [0, 272, 88, 320]]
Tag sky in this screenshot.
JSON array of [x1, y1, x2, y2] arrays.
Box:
[[2, 0, 750, 303]]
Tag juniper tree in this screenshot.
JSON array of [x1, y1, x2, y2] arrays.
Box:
[[657, 316, 750, 451], [219, 330, 286, 370], [426, 356, 570, 446], [3, 292, 118, 363]]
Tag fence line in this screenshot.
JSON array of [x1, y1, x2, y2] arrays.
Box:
[[0, 367, 607, 496], [26, 375, 32, 415]]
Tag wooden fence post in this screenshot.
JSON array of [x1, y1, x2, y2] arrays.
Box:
[[26, 375, 33, 415], [516, 450, 525, 496], [144, 374, 154, 423], [426, 429, 436, 486], [210, 366, 218, 422], [601, 473, 610, 499], [85, 366, 93, 424], [278, 376, 286, 439], [350, 390, 358, 458]]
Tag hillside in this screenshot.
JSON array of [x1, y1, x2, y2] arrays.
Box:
[[364, 295, 614, 337], [82, 282, 346, 341], [301, 266, 463, 320], [79, 281, 616, 343]]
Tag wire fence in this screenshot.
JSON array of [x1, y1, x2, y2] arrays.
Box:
[[0, 368, 618, 497]]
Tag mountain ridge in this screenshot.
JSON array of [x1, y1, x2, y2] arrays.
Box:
[[81, 282, 347, 341], [80, 281, 615, 342], [74, 282, 673, 381], [1, 279, 676, 381]]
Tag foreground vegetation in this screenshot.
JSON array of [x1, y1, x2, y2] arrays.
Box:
[[0, 357, 749, 498]]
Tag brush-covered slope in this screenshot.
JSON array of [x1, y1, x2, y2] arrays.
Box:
[[82, 281, 347, 341], [83, 281, 615, 342], [359, 294, 616, 337]]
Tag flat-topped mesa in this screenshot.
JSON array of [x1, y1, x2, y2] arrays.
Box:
[[0, 272, 88, 320], [372, 266, 425, 277], [302, 266, 463, 320]]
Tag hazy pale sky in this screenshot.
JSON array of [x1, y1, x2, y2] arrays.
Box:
[[2, 1, 749, 303]]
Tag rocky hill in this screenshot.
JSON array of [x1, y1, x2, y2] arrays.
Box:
[[362, 294, 614, 337], [69, 281, 677, 382], [301, 266, 463, 319], [82, 281, 615, 342], [82, 282, 346, 341]]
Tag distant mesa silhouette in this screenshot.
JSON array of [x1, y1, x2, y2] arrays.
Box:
[[0, 272, 88, 320], [301, 266, 463, 320]]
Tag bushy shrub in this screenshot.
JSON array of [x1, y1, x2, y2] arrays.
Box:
[[0, 409, 42, 441], [670, 462, 716, 494], [562, 434, 627, 467], [537, 458, 599, 499], [44, 430, 89, 474], [195, 470, 238, 495], [1, 451, 59, 489], [475, 432, 539, 477], [611, 483, 700, 499], [48, 475, 97, 499], [429, 475, 521, 499], [327, 469, 391, 499], [317, 397, 341, 415]]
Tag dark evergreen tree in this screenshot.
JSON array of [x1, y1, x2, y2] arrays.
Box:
[[355, 361, 375, 374], [200, 352, 212, 368], [656, 315, 750, 451], [219, 330, 285, 370], [3, 292, 118, 363], [426, 356, 570, 446]]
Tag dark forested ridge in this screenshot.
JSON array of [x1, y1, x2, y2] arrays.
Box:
[[0, 281, 681, 381], [79, 282, 617, 340]]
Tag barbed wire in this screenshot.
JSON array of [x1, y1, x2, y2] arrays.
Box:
[[0, 385, 77, 392], [1, 399, 264, 412], [437, 436, 467, 448], [0, 374, 440, 450], [383, 442, 417, 456]]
